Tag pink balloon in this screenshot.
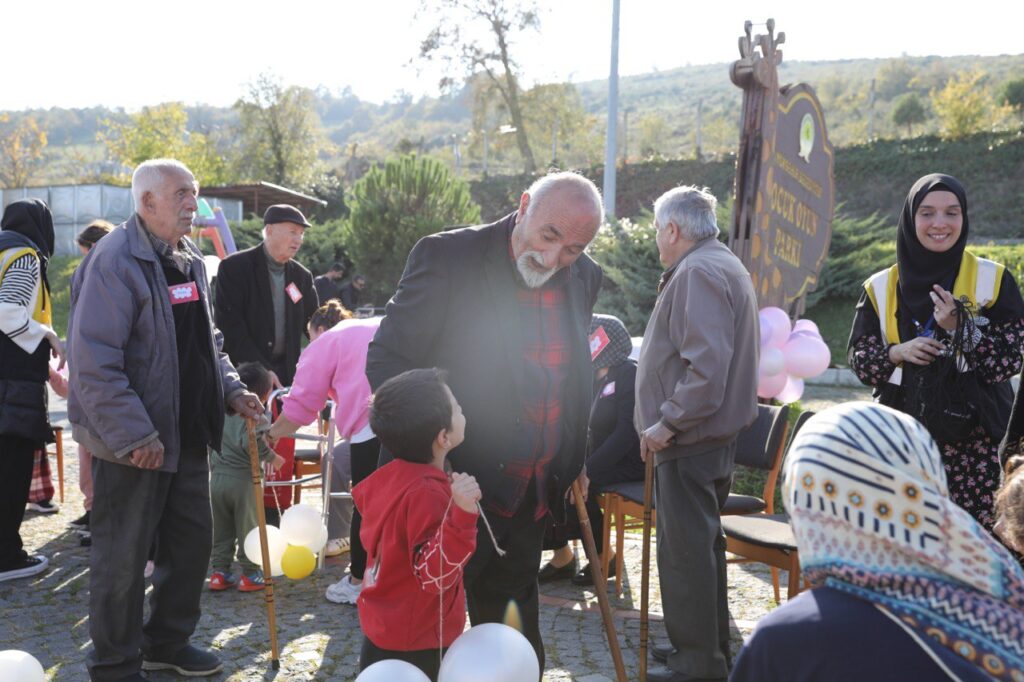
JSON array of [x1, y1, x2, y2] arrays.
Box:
[[783, 334, 831, 378], [759, 347, 785, 377], [757, 369, 788, 399], [759, 307, 791, 349], [776, 375, 805, 404], [792, 319, 820, 336]]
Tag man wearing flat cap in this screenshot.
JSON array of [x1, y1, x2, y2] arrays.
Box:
[[214, 204, 319, 387]]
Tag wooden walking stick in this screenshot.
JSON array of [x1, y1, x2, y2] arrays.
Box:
[[572, 480, 627, 682], [247, 419, 281, 670], [639, 451, 655, 681]]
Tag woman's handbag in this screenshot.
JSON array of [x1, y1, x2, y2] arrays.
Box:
[[903, 297, 981, 443]]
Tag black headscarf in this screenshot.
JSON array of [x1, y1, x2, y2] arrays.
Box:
[[590, 314, 633, 370], [1, 199, 55, 304], [895, 173, 969, 327]]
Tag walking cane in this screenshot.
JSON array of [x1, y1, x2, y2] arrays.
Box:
[[247, 419, 281, 670], [572, 480, 627, 682], [639, 451, 655, 681]]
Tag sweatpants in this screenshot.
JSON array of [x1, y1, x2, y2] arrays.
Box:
[[210, 471, 259, 575]]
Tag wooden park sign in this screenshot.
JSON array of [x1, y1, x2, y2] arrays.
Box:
[[728, 19, 835, 316]]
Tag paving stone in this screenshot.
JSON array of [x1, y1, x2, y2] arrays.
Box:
[[0, 386, 859, 679]]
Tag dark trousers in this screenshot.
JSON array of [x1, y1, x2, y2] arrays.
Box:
[[360, 636, 444, 681], [0, 435, 38, 569], [462, 485, 547, 674], [88, 448, 212, 681], [349, 437, 379, 580], [656, 443, 735, 679]]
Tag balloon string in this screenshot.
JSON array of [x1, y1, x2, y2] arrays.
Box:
[[439, 497, 450, 673], [478, 504, 507, 557]]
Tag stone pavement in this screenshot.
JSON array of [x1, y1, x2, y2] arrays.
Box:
[[0, 385, 871, 681]]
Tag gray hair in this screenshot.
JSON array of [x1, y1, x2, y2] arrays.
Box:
[[131, 159, 195, 209], [654, 185, 719, 241], [525, 171, 604, 224]]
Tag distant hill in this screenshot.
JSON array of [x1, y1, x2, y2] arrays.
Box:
[[4, 53, 1022, 223]]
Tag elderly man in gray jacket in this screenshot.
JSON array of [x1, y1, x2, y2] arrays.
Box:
[[635, 186, 759, 682], [69, 159, 263, 682]]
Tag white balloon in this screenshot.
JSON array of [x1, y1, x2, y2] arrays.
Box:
[[299, 524, 329, 554], [281, 504, 324, 545], [0, 650, 45, 682], [243, 525, 288, 575], [439, 623, 539, 682], [758, 347, 785, 377], [356, 659, 431, 682]]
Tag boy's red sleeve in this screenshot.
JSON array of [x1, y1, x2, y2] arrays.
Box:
[[406, 486, 478, 595]]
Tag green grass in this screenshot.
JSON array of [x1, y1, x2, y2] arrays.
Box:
[[49, 255, 81, 339], [804, 297, 857, 368]]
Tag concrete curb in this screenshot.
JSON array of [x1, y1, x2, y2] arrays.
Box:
[[806, 368, 1021, 392]]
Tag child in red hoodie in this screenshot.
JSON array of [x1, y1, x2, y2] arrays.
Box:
[[353, 368, 481, 680]]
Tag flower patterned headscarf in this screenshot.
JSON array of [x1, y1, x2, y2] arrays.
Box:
[[784, 402, 1024, 680]]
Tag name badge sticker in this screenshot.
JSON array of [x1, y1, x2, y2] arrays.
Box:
[[286, 282, 303, 304], [601, 381, 616, 397], [589, 326, 610, 360], [168, 282, 199, 304]]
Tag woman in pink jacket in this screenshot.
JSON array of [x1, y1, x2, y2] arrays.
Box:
[[269, 300, 380, 606]]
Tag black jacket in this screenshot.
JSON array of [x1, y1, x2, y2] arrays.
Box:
[[366, 214, 603, 520], [587, 360, 643, 487], [214, 244, 318, 385]]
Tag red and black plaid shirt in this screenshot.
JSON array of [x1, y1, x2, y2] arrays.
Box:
[[506, 241, 571, 519]]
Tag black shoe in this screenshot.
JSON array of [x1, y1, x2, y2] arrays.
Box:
[[0, 554, 48, 583], [142, 645, 222, 677], [69, 510, 90, 531], [538, 559, 576, 583], [114, 674, 147, 681], [80, 533, 92, 547], [27, 499, 59, 513], [652, 642, 676, 663], [570, 555, 617, 585]]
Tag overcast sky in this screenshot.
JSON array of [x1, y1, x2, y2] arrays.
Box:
[[3, 0, 1021, 111]]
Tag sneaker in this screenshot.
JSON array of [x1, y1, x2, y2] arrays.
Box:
[[208, 571, 237, 591], [80, 532, 92, 547], [142, 644, 223, 677], [238, 571, 265, 592], [324, 575, 362, 604], [27, 499, 59, 513], [324, 537, 350, 557], [69, 510, 90, 531], [0, 555, 48, 583]]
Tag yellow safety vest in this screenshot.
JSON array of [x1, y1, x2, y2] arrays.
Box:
[[863, 251, 1002, 386], [0, 245, 52, 327]]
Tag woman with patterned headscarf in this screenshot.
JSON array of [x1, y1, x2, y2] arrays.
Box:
[[539, 313, 643, 585], [849, 173, 1024, 532], [732, 402, 1024, 681]]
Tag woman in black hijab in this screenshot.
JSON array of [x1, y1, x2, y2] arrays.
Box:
[[849, 174, 1024, 531], [0, 198, 62, 582]]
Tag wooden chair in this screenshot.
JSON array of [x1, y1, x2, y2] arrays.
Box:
[[48, 426, 64, 503], [596, 403, 790, 597], [722, 404, 791, 516], [721, 410, 815, 603]]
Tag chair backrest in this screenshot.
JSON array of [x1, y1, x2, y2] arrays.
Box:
[[784, 410, 815, 460], [735, 404, 790, 471]]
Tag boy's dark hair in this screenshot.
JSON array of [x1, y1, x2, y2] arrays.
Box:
[[995, 455, 1024, 550], [369, 368, 453, 464], [237, 362, 273, 401]]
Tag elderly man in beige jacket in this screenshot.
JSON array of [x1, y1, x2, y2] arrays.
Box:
[[635, 186, 759, 682]]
